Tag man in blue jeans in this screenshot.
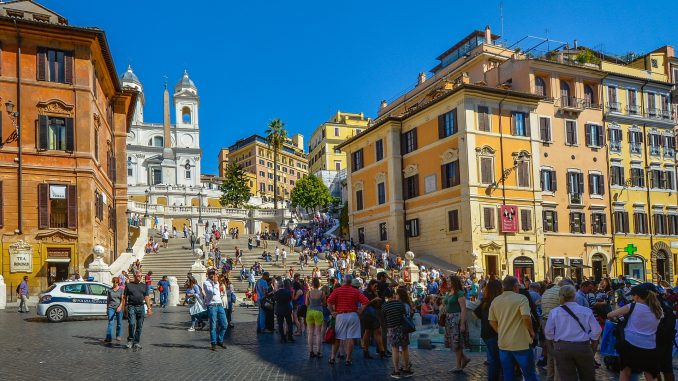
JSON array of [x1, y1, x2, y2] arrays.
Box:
[[204, 269, 227, 351], [255, 272, 271, 333], [119, 270, 152, 350], [489, 276, 537, 381]]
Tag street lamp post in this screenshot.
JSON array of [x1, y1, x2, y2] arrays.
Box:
[[198, 189, 203, 224], [125, 209, 133, 253]]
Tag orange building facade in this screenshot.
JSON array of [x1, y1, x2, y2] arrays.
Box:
[[0, 3, 136, 294]]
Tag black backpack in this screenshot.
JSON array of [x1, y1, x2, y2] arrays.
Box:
[[656, 299, 677, 348]]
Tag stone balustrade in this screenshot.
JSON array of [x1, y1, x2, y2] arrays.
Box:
[[128, 201, 291, 220]]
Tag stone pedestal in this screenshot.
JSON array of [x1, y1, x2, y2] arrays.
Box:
[[404, 251, 420, 284], [88, 245, 112, 285], [168, 276, 180, 306], [191, 248, 207, 286], [0, 275, 6, 310]]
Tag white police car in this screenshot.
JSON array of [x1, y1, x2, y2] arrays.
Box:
[[37, 281, 111, 322]]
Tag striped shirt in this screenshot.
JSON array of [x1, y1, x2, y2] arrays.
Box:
[[327, 284, 369, 313], [382, 300, 405, 328], [541, 286, 560, 318]]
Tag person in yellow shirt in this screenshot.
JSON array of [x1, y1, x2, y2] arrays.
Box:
[[488, 276, 537, 381]]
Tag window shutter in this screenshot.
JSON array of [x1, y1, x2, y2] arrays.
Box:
[[510, 114, 516, 135], [438, 114, 445, 139], [452, 109, 458, 134], [453, 161, 460, 186], [602, 214, 607, 234], [0, 181, 3, 227], [639, 132, 644, 143], [524, 114, 531, 137], [413, 175, 419, 197], [520, 210, 527, 230], [585, 124, 592, 146], [550, 171, 557, 191], [581, 213, 586, 233], [64, 51, 74, 84], [566, 172, 571, 193], [599, 175, 605, 195], [65, 117, 74, 152], [412, 128, 417, 150], [440, 164, 447, 188], [624, 212, 630, 233], [553, 211, 558, 233], [38, 183, 49, 229], [578, 173, 584, 194], [67, 184, 77, 229], [598, 126, 605, 146], [37, 48, 47, 81], [478, 108, 488, 132], [38, 115, 49, 150], [569, 212, 575, 233], [588, 173, 593, 195], [481, 158, 492, 184]]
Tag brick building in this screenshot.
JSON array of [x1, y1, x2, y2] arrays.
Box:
[[0, 1, 136, 293]]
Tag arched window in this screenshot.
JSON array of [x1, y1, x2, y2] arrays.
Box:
[[182, 107, 191, 124], [535, 77, 546, 96], [148, 136, 163, 147], [584, 84, 595, 107], [560, 80, 571, 104]]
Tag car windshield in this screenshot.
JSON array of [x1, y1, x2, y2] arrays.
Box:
[[42, 284, 57, 294]]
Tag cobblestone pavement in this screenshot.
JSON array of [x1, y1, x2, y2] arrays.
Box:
[[0, 306, 666, 380]]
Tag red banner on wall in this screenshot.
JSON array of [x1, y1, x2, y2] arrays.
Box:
[[500, 205, 518, 233]]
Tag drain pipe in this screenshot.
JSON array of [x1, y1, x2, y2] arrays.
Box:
[[14, 19, 22, 235]]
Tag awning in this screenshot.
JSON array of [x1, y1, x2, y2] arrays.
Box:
[[571, 263, 592, 269], [46, 258, 71, 263]]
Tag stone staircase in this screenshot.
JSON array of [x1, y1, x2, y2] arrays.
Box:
[[140, 230, 320, 292]]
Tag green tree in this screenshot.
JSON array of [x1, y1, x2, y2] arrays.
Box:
[[290, 175, 332, 212], [265, 118, 288, 209], [219, 163, 252, 208]]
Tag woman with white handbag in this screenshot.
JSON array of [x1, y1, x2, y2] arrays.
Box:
[[186, 277, 206, 332]]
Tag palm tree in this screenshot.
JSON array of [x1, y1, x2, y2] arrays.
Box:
[[265, 118, 288, 209]]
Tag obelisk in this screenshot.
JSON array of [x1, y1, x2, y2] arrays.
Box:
[[160, 81, 176, 186]]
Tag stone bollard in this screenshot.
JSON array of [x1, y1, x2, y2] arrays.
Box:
[[88, 244, 112, 285], [0, 275, 6, 310], [168, 276, 180, 306]]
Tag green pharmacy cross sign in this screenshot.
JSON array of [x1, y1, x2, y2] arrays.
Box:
[[623, 244, 638, 256]]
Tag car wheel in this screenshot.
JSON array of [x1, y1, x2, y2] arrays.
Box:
[[47, 305, 67, 322]]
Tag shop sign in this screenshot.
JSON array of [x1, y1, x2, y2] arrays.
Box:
[[9, 240, 33, 273], [513, 256, 534, 266], [551, 258, 565, 266], [569, 258, 583, 266], [49, 185, 66, 199], [500, 205, 518, 233], [47, 248, 71, 258]]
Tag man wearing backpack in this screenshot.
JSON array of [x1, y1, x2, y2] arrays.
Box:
[[656, 289, 677, 381]]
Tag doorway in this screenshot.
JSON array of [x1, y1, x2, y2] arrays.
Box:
[[592, 254, 606, 283], [485, 255, 498, 277], [48, 263, 69, 285], [656, 250, 668, 282], [513, 256, 535, 282]]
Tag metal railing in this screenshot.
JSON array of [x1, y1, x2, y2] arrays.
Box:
[[569, 193, 583, 205], [626, 104, 639, 115], [630, 143, 642, 154], [558, 96, 584, 110], [650, 146, 661, 156], [606, 102, 621, 113], [609, 142, 622, 152], [49, 211, 68, 228]]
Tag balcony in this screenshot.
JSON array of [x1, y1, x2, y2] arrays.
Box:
[[650, 145, 661, 156], [569, 193, 583, 205], [50, 211, 68, 229], [557, 96, 584, 111], [647, 107, 660, 119], [626, 104, 639, 115], [664, 149, 676, 159], [662, 110, 673, 121], [606, 102, 621, 113], [630, 143, 642, 154], [610, 142, 622, 152]]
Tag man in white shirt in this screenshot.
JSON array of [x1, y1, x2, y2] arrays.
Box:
[[544, 285, 601, 381], [281, 248, 287, 267], [274, 246, 280, 263], [162, 229, 170, 248], [203, 270, 227, 351]]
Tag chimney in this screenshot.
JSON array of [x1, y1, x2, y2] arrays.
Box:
[[380, 100, 388, 109], [163, 83, 171, 148], [418, 72, 426, 85], [484, 25, 492, 45]]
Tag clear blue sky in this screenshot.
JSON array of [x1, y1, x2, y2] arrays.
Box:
[[42, 0, 677, 174]]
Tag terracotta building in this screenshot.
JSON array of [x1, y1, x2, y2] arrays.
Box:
[[226, 134, 308, 203], [0, 1, 136, 294]]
